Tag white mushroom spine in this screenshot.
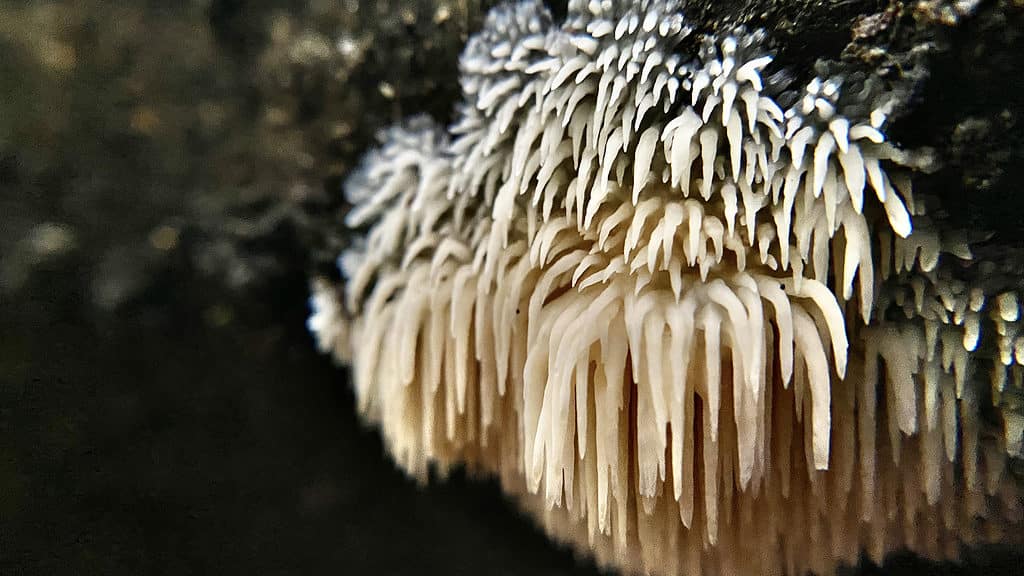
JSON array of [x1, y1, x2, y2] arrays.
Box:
[[309, 1, 1023, 574]]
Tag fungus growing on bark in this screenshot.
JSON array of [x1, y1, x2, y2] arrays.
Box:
[[310, 1, 1022, 574]]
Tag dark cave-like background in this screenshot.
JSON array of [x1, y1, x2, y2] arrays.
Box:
[[1, 1, 1022, 574]]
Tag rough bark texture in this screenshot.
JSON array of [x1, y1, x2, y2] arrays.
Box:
[[1, 0, 1022, 574]]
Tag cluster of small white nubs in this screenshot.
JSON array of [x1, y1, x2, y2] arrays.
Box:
[[311, 1, 1021, 574]]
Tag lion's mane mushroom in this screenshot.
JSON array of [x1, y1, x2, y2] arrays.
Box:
[[309, 1, 1022, 574]]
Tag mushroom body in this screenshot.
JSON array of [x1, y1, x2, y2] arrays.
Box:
[[310, 1, 1022, 574]]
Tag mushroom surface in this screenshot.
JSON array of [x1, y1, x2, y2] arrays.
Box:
[[309, 1, 1023, 574]]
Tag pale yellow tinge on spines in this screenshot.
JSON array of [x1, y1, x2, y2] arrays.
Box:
[[311, 1, 1024, 574]]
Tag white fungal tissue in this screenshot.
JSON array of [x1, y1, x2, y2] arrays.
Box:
[[310, 1, 1022, 574]]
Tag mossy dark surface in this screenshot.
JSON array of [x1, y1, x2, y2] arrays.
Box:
[[1, 1, 1022, 574]]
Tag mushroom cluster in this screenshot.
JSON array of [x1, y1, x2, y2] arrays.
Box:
[[309, 1, 1021, 574]]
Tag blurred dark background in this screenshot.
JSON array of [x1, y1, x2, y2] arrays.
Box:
[[0, 1, 1021, 574]]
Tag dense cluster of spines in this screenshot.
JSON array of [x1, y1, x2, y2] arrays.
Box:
[[309, 1, 1022, 574]]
